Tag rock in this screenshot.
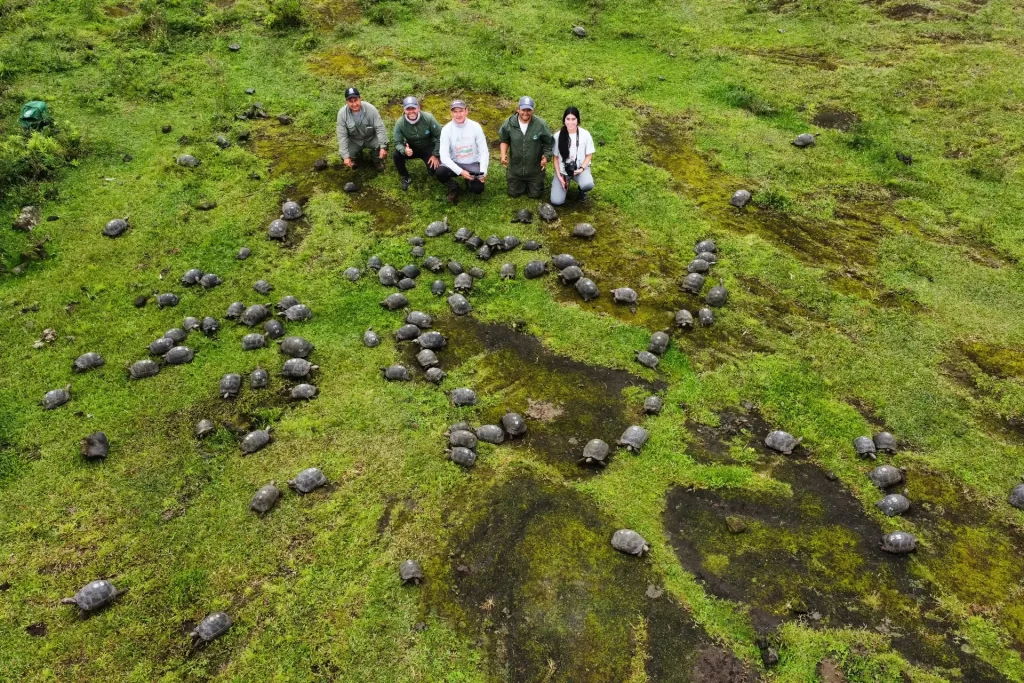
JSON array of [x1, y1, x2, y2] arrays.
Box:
[[12, 206, 40, 231], [725, 516, 747, 534]]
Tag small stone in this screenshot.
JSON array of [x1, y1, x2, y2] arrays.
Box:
[[725, 516, 747, 534]]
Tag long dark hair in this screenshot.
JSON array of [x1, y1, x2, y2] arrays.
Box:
[[558, 107, 581, 160]]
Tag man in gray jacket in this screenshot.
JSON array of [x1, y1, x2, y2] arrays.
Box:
[[337, 87, 388, 170]]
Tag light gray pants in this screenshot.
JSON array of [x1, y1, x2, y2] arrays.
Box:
[[550, 167, 595, 205]]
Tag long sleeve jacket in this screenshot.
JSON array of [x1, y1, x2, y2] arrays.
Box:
[[336, 102, 388, 159], [498, 114, 554, 177], [393, 112, 443, 157]]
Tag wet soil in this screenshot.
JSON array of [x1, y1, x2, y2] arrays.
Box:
[[812, 108, 860, 132], [251, 124, 412, 234], [673, 407, 1022, 679], [883, 3, 937, 19], [640, 116, 890, 273], [407, 316, 660, 476], [426, 471, 758, 683], [958, 340, 1024, 380], [741, 48, 839, 71], [541, 201, 691, 331]]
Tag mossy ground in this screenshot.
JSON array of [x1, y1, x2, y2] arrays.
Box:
[[1, 0, 1024, 681]]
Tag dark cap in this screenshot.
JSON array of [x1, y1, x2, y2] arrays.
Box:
[[345, 87, 360, 99], [450, 99, 467, 110]]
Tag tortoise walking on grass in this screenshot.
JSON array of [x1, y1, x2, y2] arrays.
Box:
[[288, 467, 327, 493], [190, 612, 232, 643], [399, 560, 425, 585], [765, 430, 801, 454], [250, 483, 280, 514], [61, 580, 124, 615], [880, 531, 916, 554]]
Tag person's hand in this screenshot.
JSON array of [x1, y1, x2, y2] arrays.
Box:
[[405, 144, 413, 157], [500, 155, 508, 167], [558, 174, 567, 190], [540, 157, 548, 170], [343, 157, 355, 168], [574, 166, 584, 176], [427, 155, 440, 169], [379, 148, 388, 160], [461, 170, 472, 180]]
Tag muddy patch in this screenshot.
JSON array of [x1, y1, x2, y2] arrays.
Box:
[[25, 622, 47, 637], [542, 202, 692, 331], [741, 48, 838, 71], [883, 3, 937, 19], [664, 465, 1007, 681], [251, 125, 411, 233], [306, 47, 370, 80], [640, 116, 889, 272], [427, 472, 756, 682], [812, 108, 860, 132], [958, 340, 1024, 380], [676, 408, 1024, 675], [414, 316, 659, 476]]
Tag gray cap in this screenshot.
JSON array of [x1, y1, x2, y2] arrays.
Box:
[[450, 99, 467, 110], [518, 96, 535, 110], [402, 96, 419, 109]]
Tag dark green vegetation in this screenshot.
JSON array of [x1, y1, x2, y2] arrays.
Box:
[[1, 0, 1023, 680]]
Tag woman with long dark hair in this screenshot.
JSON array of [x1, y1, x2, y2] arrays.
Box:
[[551, 106, 595, 205]]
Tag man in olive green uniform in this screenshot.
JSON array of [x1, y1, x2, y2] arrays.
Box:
[[392, 96, 444, 191], [499, 96, 554, 199], [336, 87, 389, 170]]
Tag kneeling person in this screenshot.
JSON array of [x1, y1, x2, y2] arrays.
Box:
[[436, 99, 489, 204], [393, 96, 444, 191], [551, 106, 595, 205], [336, 87, 388, 170]]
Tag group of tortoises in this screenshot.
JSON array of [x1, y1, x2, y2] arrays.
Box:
[[764, 426, 917, 553]]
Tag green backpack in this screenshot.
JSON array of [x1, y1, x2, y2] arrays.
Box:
[[19, 101, 53, 131]]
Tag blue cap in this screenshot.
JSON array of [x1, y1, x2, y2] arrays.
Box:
[[518, 96, 535, 110], [402, 96, 419, 108], [345, 87, 360, 99]]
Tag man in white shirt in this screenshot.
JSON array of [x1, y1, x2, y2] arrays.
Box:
[[435, 99, 488, 204]]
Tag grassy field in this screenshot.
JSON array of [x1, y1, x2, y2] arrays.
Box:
[[1, 0, 1023, 680]]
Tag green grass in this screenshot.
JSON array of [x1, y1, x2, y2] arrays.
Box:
[[1, 0, 1024, 680]]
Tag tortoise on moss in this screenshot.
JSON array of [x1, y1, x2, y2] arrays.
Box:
[[61, 580, 123, 614], [675, 309, 694, 329], [611, 529, 648, 556], [156, 293, 180, 309], [181, 268, 204, 286], [282, 358, 317, 379], [450, 388, 477, 407], [876, 493, 911, 517], [425, 367, 447, 383], [201, 317, 220, 336], [873, 432, 897, 454], [449, 429, 478, 449], [399, 559, 425, 585], [250, 368, 269, 389], [612, 288, 638, 305], [618, 426, 649, 452], [551, 254, 578, 270], [648, 332, 670, 356], [254, 279, 274, 295], [698, 308, 714, 327], [381, 293, 409, 311], [240, 429, 271, 454], [525, 261, 549, 279], [426, 217, 449, 237], [281, 200, 303, 220], [278, 336, 313, 358], [706, 283, 728, 308], [579, 439, 610, 466], [644, 396, 663, 415], [448, 294, 472, 316], [240, 304, 270, 327], [450, 447, 477, 467], [635, 351, 659, 369], [576, 278, 599, 302], [263, 319, 285, 339], [364, 328, 381, 347], [190, 612, 232, 643], [476, 424, 505, 444], [573, 223, 596, 239], [283, 304, 312, 322], [538, 203, 558, 222], [103, 218, 129, 238], [764, 430, 801, 454], [149, 337, 174, 356], [501, 412, 527, 437], [43, 385, 71, 410], [880, 531, 916, 554], [291, 384, 319, 400], [431, 280, 446, 296], [500, 263, 516, 280], [241, 334, 266, 351], [680, 273, 705, 295], [195, 419, 216, 439], [512, 209, 533, 224], [558, 265, 583, 284], [396, 324, 421, 342], [164, 346, 195, 365], [853, 436, 876, 458], [730, 189, 752, 208], [868, 465, 903, 488], [220, 373, 242, 398]]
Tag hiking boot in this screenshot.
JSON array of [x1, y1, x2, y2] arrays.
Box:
[[446, 186, 460, 204], [579, 190, 589, 202], [400, 176, 411, 191], [375, 158, 386, 171]]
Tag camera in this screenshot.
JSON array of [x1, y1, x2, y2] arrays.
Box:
[[563, 160, 577, 177]]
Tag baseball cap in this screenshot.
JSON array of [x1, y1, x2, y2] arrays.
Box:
[[450, 99, 467, 110], [402, 96, 420, 108], [345, 87, 360, 99], [518, 96, 535, 110]]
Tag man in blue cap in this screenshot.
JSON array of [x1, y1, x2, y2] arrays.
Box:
[[336, 87, 388, 170], [499, 96, 554, 199], [392, 96, 444, 191]]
